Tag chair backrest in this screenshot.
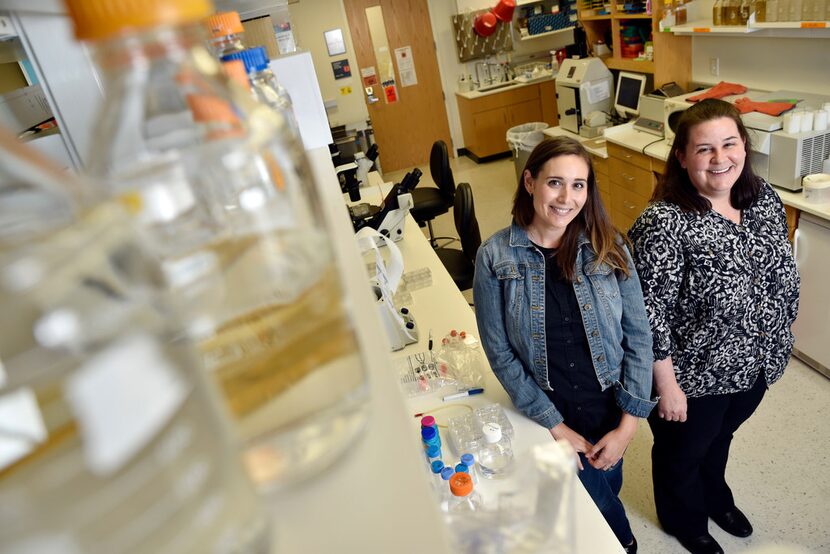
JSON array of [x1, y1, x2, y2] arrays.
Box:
[[429, 140, 455, 203], [453, 182, 481, 264]]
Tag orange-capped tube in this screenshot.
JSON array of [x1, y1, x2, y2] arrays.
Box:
[[449, 472, 473, 497], [64, 0, 212, 41], [204, 11, 244, 37]]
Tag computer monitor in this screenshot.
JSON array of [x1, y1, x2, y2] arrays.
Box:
[[614, 71, 647, 120]]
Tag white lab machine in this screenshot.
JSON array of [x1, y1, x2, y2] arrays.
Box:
[[662, 88, 830, 191], [555, 58, 614, 135]]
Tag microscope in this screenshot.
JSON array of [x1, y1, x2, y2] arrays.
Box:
[[349, 168, 422, 242], [336, 143, 378, 202]]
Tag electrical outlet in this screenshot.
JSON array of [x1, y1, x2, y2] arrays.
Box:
[[709, 57, 720, 76]]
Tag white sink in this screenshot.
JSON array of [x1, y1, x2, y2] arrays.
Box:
[[476, 81, 517, 92]]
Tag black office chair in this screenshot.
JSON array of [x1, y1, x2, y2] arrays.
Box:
[[410, 140, 455, 247], [436, 183, 481, 292]]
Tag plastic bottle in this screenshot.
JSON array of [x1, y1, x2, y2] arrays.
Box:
[[63, 0, 370, 492], [440, 466, 455, 511], [755, 0, 767, 21], [676, 0, 688, 24], [478, 422, 514, 478], [222, 46, 299, 134], [460, 453, 479, 484], [422, 425, 442, 453], [203, 11, 245, 58], [0, 131, 269, 552], [430, 460, 446, 493], [448, 472, 483, 513], [426, 443, 443, 464]]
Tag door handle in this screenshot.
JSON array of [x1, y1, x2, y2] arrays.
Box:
[[565, 108, 576, 116]]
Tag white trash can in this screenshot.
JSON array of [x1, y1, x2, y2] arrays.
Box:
[[507, 122, 548, 182]]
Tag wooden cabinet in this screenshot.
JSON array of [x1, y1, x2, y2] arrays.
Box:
[[606, 142, 662, 230], [577, 0, 691, 89], [457, 81, 558, 161], [592, 153, 612, 212]]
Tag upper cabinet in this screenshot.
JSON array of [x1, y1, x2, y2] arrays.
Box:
[[577, 0, 692, 88]]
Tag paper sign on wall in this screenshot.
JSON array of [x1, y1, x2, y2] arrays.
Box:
[[361, 66, 379, 87], [331, 59, 352, 80], [394, 46, 418, 87], [382, 79, 398, 104]]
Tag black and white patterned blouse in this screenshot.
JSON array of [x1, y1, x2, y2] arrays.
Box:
[[628, 180, 800, 397]]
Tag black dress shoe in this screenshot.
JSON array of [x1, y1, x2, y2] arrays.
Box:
[[623, 536, 637, 554], [676, 533, 724, 554], [711, 507, 753, 537]]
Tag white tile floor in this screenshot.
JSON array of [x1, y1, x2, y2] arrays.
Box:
[[386, 156, 830, 553]]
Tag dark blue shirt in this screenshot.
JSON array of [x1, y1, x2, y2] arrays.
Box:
[[536, 245, 620, 440]]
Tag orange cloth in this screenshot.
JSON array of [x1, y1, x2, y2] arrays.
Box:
[[734, 97, 797, 116], [687, 81, 748, 102]]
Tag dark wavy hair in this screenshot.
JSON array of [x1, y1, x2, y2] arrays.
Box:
[[655, 98, 760, 212], [512, 136, 630, 281]]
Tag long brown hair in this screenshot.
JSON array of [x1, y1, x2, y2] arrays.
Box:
[[512, 136, 630, 281], [655, 98, 760, 211]]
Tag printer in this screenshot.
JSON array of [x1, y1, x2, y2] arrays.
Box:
[[663, 88, 830, 191], [555, 58, 614, 135]]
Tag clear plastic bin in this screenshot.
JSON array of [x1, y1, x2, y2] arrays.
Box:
[[507, 122, 549, 182]]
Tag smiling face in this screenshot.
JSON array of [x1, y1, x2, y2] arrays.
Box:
[[523, 154, 589, 246], [677, 116, 747, 202]]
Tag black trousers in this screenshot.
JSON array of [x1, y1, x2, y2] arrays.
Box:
[[648, 375, 767, 539]]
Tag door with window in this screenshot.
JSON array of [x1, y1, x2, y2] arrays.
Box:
[[343, 0, 452, 173]]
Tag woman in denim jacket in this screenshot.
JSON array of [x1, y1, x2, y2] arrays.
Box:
[[473, 137, 655, 553]]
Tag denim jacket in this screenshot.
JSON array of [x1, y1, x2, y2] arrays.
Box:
[[473, 223, 656, 430]]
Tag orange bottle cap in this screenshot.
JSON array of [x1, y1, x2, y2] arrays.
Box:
[[65, 0, 213, 41], [223, 60, 250, 90], [204, 11, 244, 37], [449, 472, 473, 496]]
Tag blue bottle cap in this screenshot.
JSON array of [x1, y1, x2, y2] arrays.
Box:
[[221, 46, 270, 74], [441, 467, 455, 480], [461, 453, 474, 466], [431, 460, 445, 474], [421, 426, 437, 441], [455, 463, 469, 473], [426, 444, 441, 457]]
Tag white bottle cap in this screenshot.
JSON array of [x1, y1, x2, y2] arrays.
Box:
[[482, 422, 502, 443]]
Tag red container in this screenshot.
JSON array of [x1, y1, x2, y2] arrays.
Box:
[[473, 11, 498, 36], [492, 0, 516, 22]]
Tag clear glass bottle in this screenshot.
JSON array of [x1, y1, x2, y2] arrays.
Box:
[[739, 0, 751, 24], [713, 0, 724, 25], [0, 131, 269, 552], [448, 472, 483, 513], [203, 11, 246, 58], [755, 0, 767, 21], [64, 0, 370, 492], [478, 422, 514, 478], [222, 46, 299, 135], [676, 0, 688, 24], [724, 0, 742, 24]]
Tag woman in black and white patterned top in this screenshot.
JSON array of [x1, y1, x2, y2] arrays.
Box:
[[628, 99, 799, 554]]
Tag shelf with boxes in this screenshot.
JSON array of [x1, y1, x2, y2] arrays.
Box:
[[577, 0, 691, 88], [516, 0, 579, 39]]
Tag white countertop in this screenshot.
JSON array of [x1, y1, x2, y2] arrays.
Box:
[[773, 187, 830, 220], [455, 74, 555, 100], [354, 175, 624, 553], [542, 126, 609, 159]]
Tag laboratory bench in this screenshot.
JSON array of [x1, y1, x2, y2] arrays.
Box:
[[331, 170, 626, 553]]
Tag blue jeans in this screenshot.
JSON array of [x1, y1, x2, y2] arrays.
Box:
[[577, 454, 634, 547]]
